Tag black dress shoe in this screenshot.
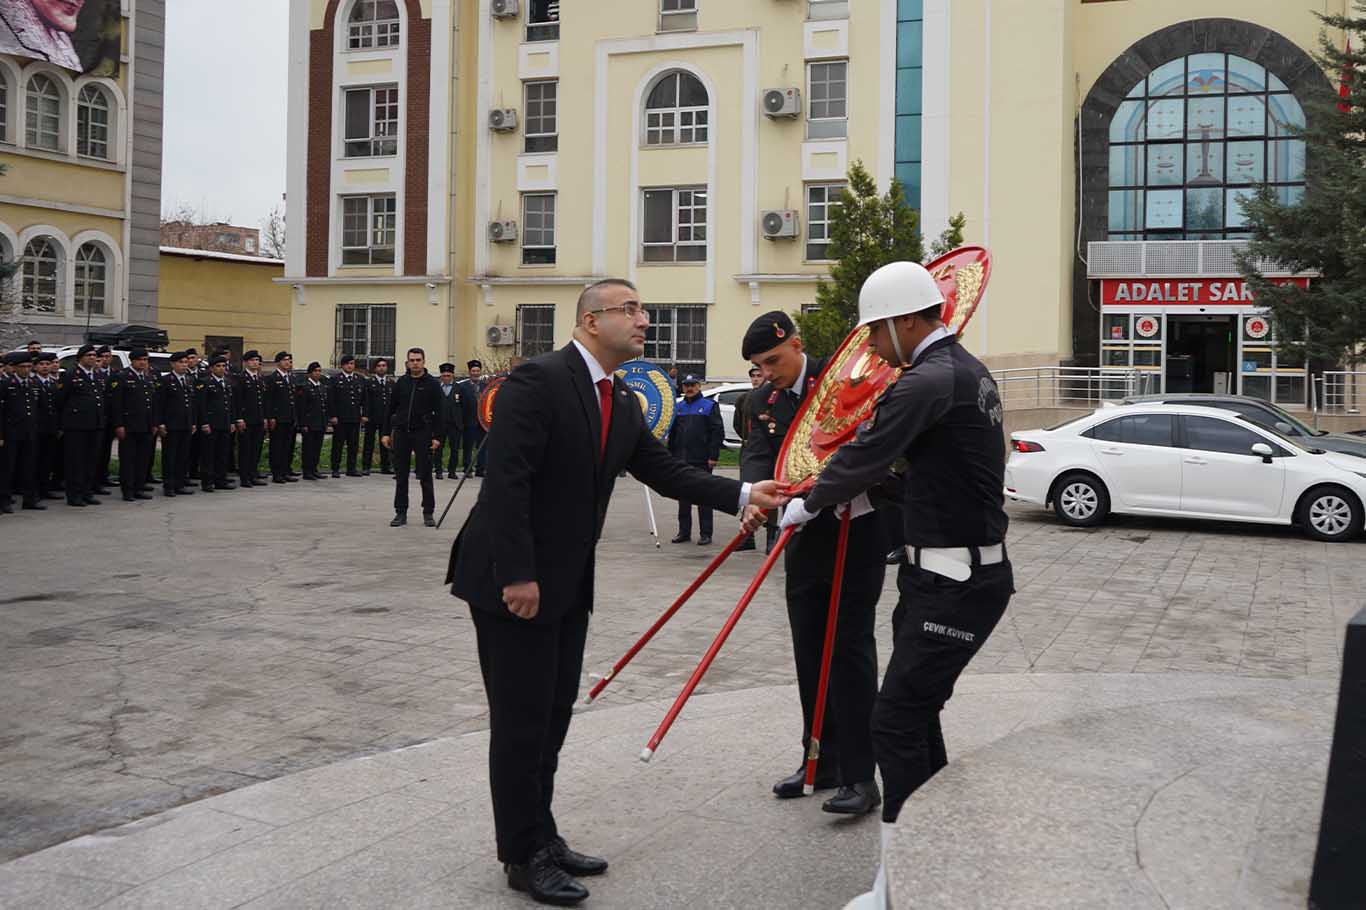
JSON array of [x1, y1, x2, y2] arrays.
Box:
[[822, 781, 882, 816], [772, 767, 838, 799], [506, 846, 589, 906], [134, 492, 154, 500], [697, 535, 712, 546], [670, 533, 691, 544], [0, 502, 13, 514], [218, 482, 237, 490], [736, 535, 756, 552], [331, 471, 341, 478], [176, 487, 195, 495], [67, 500, 87, 507], [22, 502, 46, 511], [272, 478, 287, 485], [123, 494, 137, 502], [200, 486, 215, 493], [83, 496, 101, 505], [304, 474, 319, 481], [284, 475, 299, 482], [346, 471, 363, 477], [140, 485, 155, 492], [362, 470, 372, 476], [380, 468, 393, 475], [163, 489, 177, 497], [435, 471, 444, 480], [94, 487, 112, 496], [547, 837, 608, 877], [390, 513, 407, 527], [423, 513, 436, 527]]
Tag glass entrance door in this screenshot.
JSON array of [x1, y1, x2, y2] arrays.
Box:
[[1165, 316, 1236, 393]]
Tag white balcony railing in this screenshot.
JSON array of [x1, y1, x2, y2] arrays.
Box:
[[1321, 371, 1366, 415], [992, 366, 1158, 411]]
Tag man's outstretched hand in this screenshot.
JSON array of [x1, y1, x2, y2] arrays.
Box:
[[746, 480, 790, 516]]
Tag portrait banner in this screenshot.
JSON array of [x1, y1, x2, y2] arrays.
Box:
[[0, 0, 122, 75]]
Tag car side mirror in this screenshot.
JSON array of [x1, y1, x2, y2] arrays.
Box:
[[1274, 421, 1295, 435], [1250, 442, 1275, 463]]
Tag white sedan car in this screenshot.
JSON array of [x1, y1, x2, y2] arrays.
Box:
[[1006, 403, 1366, 542]]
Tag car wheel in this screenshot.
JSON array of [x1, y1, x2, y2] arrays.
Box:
[[1052, 473, 1110, 528], [1299, 486, 1363, 542]]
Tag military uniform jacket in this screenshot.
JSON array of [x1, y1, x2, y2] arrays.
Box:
[[439, 384, 465, 436], [110, 368, 159, 433], [196, 376, 235, 431], [157, 372, 198, 431], [56, 367, 107, 432], [265, 370, 296, 424], [0, 374, 40, 442], [296, 380, 328, 431], [454, 378, 482, 427], [35, 377, 59, 435], [328, 372, 367, 423], [366, 375, 395, 432], [235, 371, 267, 426]]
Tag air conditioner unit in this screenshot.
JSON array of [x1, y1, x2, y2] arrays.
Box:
[[488, 220, 519, 242], [489, 108, 518, 131], [762, 87, 801, 118], [761, 210, 800, 239], [490, 0, 519, 19], [486, 324, 515, 347]]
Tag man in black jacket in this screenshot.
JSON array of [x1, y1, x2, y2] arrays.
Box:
[[0, 352, 42, 513], [296, 362, 329, 480], [434, 363, 466, 479], [57, 344, 107, 507], [32, 353, 61, 499], [455, 360, 487, 476], [446, 279, 788, 906], [328, 354, 367, 477], [666, 373, 724, 544], [235, 351, 267, 487], [156, 351, 197, 497], [109, 348, 159, 502], [740, 310, 887, 817], [265, 352, 298, 484], [363, 357, 394, 475], [382, 348, 443, 526], [196, 356, 237, 492]]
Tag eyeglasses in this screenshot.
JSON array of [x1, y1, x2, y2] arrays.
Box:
[[587, 301, 644, 318]]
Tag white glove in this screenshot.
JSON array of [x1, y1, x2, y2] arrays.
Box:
[[780, 498, 817, 530], [835, 492, 874, 520]]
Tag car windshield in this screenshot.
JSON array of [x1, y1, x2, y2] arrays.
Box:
[[1252, 400, 1322, 436], [1234, 415, 1312, 451]]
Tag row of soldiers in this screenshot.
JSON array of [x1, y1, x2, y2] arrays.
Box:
[[0, 344, 491, 511]]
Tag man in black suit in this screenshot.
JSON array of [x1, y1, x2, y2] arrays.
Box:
[[56, 344, 107, 507], [157, 351, 198, 497], [455, 360, 487, 476], [434, 363, 466, 479], [296, 362, 329, 480], [328, 354, 367, 477], [0, 352, 42, 513], [447, 279, 788, 906], [265, 352, 298, 484], [235, 351, 267, 487], [32, 353, 61, 498], [109, 348, 159, 502], [362, 357, 394, 475], [196, 356, 237, 492], [740, 310, 888, 817]]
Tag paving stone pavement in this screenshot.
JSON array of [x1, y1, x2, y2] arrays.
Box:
[[0, 469, 1357, 866]]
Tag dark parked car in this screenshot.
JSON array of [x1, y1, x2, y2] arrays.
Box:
[[1120, 393, 1366, 459]]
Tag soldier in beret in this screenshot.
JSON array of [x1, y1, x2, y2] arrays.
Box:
[[0, 352, 43, 513], [363, 357, 395, 475], [32, 352, 62, 500], [328, 354, 367, 477], [109, 348, 159, 502], [94, 345, 118, 488], [196, 356, 237, 492], [57, 344, 108, 507], [456, 359, 488, 477], [434, 363, 466, 479], [296, 361, 328, 480], [235, 351, 268, 487], [157, 352, 198, 497], [265, 352, 298, 483]]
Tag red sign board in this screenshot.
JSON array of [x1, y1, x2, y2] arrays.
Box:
[[1100, 276, 1309, 306]]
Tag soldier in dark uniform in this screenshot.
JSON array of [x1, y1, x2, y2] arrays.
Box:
[[667, 373, 724, 544], [265, 352, 298, 484], [734, 365, 765, 551], [235, 351, 268, 487], [434, 363, 466, 479], [212, 347, 239, 475], [456, 359, 487, 476], [184, 348, 205, 481], [32, 352, 61, 499], [296, 361, 329, 480], [780, 262, 1013, 908], [0, 352, 43, 513], [740, 310, 887, 816], [157, 352, 197, 497], [328, 354, 367, 477], [57, 344, 108, 507], [363, 357, 394, 475], [109, 348, 159, 502], [196, 356, 237, 492], [94, 345, 118, 489]]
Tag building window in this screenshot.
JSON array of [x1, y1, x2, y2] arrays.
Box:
[[20, 237, 60, 313], [0, 69, 8, 144], [245, 237, 257, 253], [76, 85, 111, 159], [73, 243, 107, 316], [335, 304, 397, 365], [806, 183, 845, 261], [643, 187, 707, 263], [644, 72, 708, 147], [807, 61, 848, 140], [344, 85, 399, 157], [894, 1, 923, 209], [527, 0, 559, 42], [517, 305, 555, 357], [660, 0, 697, 32], [25, 74, 61, 151], [521, 193, 556, 265], [1108, 53, 1307, 240], [644, 305, 707, 376], [340, 194, 397, 265], [809, 0, 849, 20], [524, 80, 558, 153], [348, 0, 401, 50]]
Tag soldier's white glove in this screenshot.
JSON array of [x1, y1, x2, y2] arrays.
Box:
[[780, 498, 817, 530], [834, 493, 874, 520]]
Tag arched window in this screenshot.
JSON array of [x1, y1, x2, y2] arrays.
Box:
[[644, 72, 708, 146], [25, 74, 62, 151], [1108, 54, 1306, 240], [20, 238, 60, 313], [0, 69, 8, 144], [74, 243, 108, 316], [77, 85, 111, 159], [348, 0, 401, 50]]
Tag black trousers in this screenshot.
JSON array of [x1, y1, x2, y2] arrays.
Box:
[[118, 432, 153, 499], [240, 424, 265, 482], [391, 428, 434, 514], [472, 603, 590, 864], [201, 428, 232, 488], [63, 428, 101, 503], [269, 422, 296, 480], [434, 428, 462, 475], [99, 425, 115, 485], [144, 434, 158, 484], [363, 424, 390, 472], [0, 437, 37, 505], [461, 426, 487, 473], [162, 430, 191, 493], [330, 422, 360, 473], [188, 428, 203, 479], [785, 565, 883, 786], [301, 429, 325, 477], [41, 432, 62, 492], [875, 559, 1013, 823], [675, 462, 714, 537]]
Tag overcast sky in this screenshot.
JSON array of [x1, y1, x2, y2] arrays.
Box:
[[162, 0, 289, 231]]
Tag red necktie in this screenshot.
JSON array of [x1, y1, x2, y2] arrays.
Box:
[[596, 378, 613, 459]]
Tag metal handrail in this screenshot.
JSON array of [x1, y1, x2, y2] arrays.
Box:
[[992, 366, 1157, 410], [1321, 371, 1366, 415]]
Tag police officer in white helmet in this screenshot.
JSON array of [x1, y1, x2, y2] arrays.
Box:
[[779, 261, 1014, 910]]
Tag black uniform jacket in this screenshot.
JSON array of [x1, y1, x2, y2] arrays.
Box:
[[438, 384, 465, 436], [447, 343, 745, 625], [157, 372, 198, 432], [235, 371, 267, 426], [329, 372, 367, 423], [367, 375, 395, 433], [110, 368, 159, 433], [196, 375, 236, 431], [265, 370, 296, 424], [0, 374, 40, 442], [35, 377, 58, 435], [454, 377, 481, 430], [56, 367, 107, 432], [295, 380, 329, 432]]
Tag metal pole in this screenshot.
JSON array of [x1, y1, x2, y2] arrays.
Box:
[[803, 509, 853, 794], [434, 435, 489, 530], [644, 485, 660, 548]]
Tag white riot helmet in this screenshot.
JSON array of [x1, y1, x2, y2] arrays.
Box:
[[857, 261, 945, 366]]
